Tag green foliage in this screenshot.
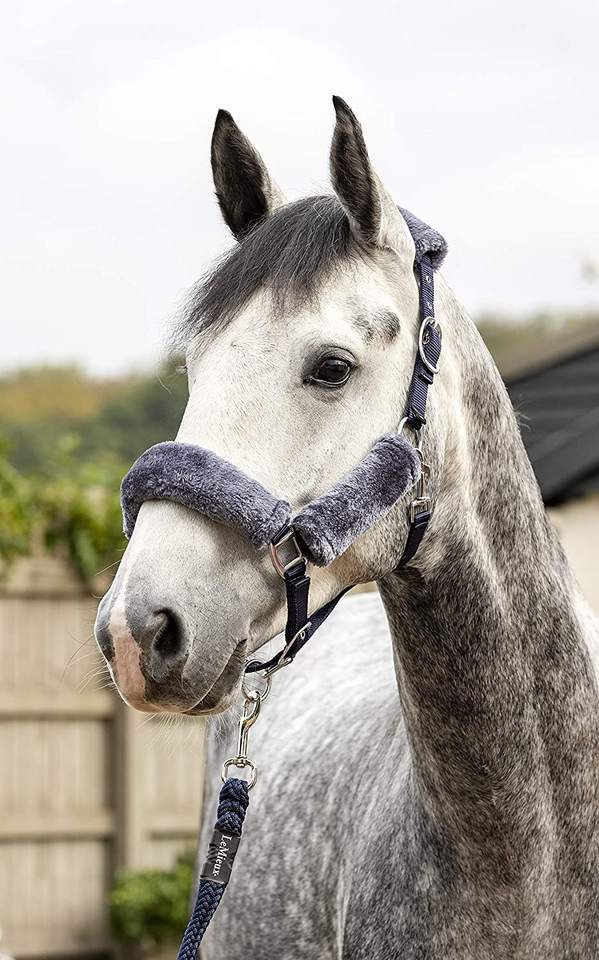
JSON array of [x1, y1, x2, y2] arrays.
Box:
[[109, 849, 194, 949], [0, 440, 34, 567], [36, 437, 126, 580], [0, 434, 126, 581], [0, 360, 188, 582]]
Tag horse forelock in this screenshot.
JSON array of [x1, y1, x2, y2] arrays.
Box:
[[173, 195, 361, 348]]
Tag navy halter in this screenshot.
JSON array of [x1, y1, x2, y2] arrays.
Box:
[[246, 252, 441, 675]]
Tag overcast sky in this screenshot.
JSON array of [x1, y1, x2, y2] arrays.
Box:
[[2, 0, 598, 374]]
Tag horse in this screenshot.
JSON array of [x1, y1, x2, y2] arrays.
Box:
[[95, 97, 599, 959]]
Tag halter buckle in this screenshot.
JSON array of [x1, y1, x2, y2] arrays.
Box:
[[418, 317, 442, 375], [269, 527, 306, 579], [409, 461, 431, 522]]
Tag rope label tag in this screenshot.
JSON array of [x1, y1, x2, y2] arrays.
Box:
[[199, 828, 241, 886]]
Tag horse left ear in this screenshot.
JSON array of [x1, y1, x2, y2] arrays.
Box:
[[211, 110, 285, 241], [329, 96, 413, 260]]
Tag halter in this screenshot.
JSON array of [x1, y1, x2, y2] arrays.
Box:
[[119, 231, 443, 959], [121, 252, 440, 681], [249, 253, 441, 677]]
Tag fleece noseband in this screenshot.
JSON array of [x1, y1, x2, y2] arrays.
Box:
[[122, 433, 421, 566], [121, 221, 444, 676]]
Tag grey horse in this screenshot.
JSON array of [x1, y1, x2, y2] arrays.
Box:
[[95, 98, 599, 959]]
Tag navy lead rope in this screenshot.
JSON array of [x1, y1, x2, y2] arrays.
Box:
[[177, 778, 250, 959]]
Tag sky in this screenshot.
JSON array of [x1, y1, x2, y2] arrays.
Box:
[[2, 0, 599, 374]]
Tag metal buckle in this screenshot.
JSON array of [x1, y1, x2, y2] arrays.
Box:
[[410, 497, 432, 523], [418, 317, 442, 375], [409, 461, 431, 522], [269, 622, 312, 676], [269, 527, 306, 579]]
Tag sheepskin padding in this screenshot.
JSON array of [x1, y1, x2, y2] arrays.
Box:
[[400, 207, 448, 270], [121, 441, 292, 546], [293, 434, 421, 566], [121, 434, 421, 567]]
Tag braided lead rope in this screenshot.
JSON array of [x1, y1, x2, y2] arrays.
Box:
[[177, 778, 250, 960]]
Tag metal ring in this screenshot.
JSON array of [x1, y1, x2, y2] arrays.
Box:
[[222, 757, 257, 790], [398, 416, 417, 437], [418, 318, 442, 375], [398, 418, 422, 451], [242, 666, 272, 703]]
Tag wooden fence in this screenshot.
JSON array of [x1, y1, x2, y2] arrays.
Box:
[[1, 498, 596, 958], [0, 556, 205, 959]]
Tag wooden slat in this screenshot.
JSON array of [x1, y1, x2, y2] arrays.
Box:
[[0, 691, 115, 718], [0, 810, 114, 841], [148, 814, 199, 838], [0, 554, 88, 597], [6, 931, 111, 957]]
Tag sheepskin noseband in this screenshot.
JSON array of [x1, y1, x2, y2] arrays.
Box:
[[121, 433, 421, 567]]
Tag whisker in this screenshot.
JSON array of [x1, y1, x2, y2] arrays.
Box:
[[61, 633, 96, 679], [94, 557, 123, 577]]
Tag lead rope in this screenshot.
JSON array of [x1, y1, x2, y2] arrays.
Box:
[[176, 778, 249, 960], [176, 254, 441, 958], [177, 675, 270, 958]]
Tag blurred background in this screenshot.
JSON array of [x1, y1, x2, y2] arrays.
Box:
[[1, 1, 598, 957]]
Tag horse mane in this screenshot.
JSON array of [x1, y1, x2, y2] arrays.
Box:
[[174, 195, 358, 345]]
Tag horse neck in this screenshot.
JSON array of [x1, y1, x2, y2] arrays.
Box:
[[378, 284, 599, 875]]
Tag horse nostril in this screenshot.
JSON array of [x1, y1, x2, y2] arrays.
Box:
[[149, 609, 185, 662]]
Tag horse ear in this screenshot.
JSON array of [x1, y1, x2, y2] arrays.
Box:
[[329, 96, 413, 259], [211, 110, 285, 241]]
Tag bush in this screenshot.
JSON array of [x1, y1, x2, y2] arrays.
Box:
[[0, 434, 126, 583], [0, 442, 34, 568], [109, 850, 194, 951], [37, 437, 126, 581]]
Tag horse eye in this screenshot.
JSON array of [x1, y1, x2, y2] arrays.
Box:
[[311, 356, 353, 387]]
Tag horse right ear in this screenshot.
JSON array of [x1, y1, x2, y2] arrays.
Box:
[[329, 96, 413, 260], [211, 110, 285, 241]]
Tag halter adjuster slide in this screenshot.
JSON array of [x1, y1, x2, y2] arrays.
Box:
[[270, 621, 312, 675], [269, 527, 306, 579]]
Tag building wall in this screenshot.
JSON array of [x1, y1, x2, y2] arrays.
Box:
[[549, 493, 599, 616]]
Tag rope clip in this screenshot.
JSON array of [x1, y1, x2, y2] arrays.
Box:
[[221, 670, 272, 790]]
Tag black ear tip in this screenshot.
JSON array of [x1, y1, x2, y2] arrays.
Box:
[[215, 108, 235, 127], [332, 95, 352, 117]]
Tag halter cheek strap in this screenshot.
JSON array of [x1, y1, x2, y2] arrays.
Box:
[[397, 253, 441, 565]]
